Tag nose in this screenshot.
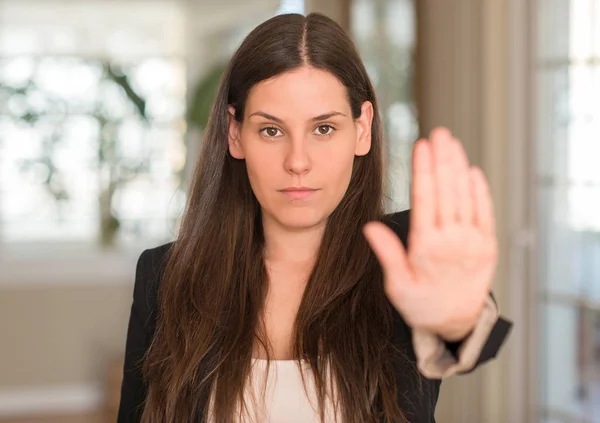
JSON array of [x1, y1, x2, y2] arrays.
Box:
[[283, 137, 311, 175]]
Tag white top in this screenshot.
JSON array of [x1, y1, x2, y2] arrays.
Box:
[[205, 296, 500, 420], [207, 358, 340, 423]]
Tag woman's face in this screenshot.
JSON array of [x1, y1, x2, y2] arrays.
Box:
[[228, 66, 373, 231]]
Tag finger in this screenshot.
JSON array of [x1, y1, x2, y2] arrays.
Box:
[[452, 137, 473, 223], [363, 222, 411, 280], [431, 127, 456, 226], [470, 166, 496, 237], [411, 139, 436, 232]]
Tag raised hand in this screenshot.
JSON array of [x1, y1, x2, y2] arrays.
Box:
[[363, 127, 497, 341]]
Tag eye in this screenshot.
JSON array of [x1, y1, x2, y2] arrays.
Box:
[[314, 124, 334, 136], [259, 127, 283, 138]]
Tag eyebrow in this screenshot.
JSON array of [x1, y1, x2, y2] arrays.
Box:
[[247, 111, 347, 123]]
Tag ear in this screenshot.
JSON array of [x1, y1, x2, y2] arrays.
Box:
[[355, 101, 373, 156], [227, 105, 244, 159]]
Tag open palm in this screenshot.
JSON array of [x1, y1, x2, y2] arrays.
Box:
[[363, 127, 497, 341]]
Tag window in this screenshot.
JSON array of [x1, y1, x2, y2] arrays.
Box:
[[536, 0, 600, 421], [350, 0, 417, 212], [277, 0, 305, 14], [0, 1, 187, 249]]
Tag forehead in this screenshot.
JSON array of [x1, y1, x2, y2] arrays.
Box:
[[245, 66, 351, 119]]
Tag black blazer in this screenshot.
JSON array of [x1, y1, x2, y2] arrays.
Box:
[[117, 209, 512, 423]]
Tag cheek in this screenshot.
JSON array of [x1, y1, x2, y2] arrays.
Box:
[[243, 148, 280, 196], [317, 144, 356, 191]]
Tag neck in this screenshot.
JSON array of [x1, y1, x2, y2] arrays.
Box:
[[262, 214, 325, 267]]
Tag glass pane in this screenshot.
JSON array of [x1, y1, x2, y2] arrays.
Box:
[[537, 185, 584, 297], [0, 56, 186, 244], [567, 63, 600, 234], [569, 0, 594, 60], [536, 66, 569, 179], [540, 302, 600, 421], [537, 0, 570, 61], [276, 0, 305, 14], [351, 0, 417, 212], [594, 1, 600, 57]]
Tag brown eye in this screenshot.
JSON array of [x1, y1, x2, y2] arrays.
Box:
[[260, 127, 283, 138], [314, 124, 334, 136]]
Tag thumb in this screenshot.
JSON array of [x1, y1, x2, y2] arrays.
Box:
[[362, 222, 411, 282]]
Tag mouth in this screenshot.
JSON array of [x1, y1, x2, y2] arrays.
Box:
[[279, 187, 319, 200]]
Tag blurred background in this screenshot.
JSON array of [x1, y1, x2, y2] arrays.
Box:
[[0, 0, 597, 422]]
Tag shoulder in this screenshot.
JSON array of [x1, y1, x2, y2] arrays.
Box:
[[136, 242, 173, 284], [382, 209, 411, 247], [132, 242, 174, 336]]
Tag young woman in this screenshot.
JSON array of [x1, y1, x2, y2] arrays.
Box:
[[117, 12, 512, 423]]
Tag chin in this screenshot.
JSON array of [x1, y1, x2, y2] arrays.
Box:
[[271, 208, 329, 231]]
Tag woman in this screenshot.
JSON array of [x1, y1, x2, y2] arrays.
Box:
[[118, 12, 512, 423]]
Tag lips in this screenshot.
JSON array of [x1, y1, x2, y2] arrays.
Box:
[[279, 187, 319, 200]]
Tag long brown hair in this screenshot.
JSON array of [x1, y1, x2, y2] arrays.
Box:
[[141, 13, 411, 423]]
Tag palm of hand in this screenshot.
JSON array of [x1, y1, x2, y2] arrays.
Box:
[[364, 128, 497, 341]]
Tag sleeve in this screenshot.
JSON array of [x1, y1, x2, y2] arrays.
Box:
[[412, 293, 513, 379], [117, 250, 152, 423]]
